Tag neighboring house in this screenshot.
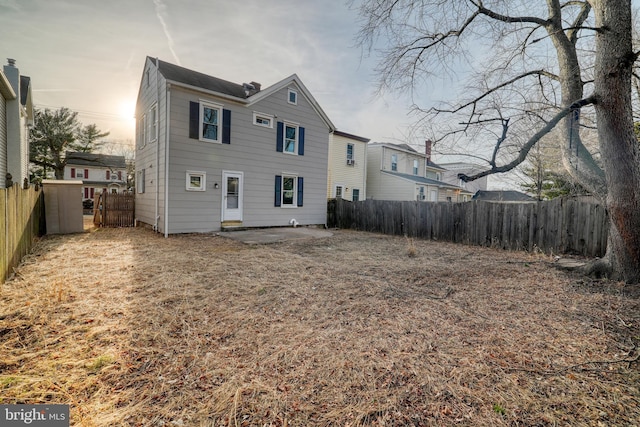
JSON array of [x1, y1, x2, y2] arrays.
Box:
[[327, 130, 369, 201], [1, 59, 33, 188], [63, 152, 128, 201], [439, 162, 489, 195], [472, 190, 536, 202], [135, 57, 335, 234], [367, 141, 473, 202]]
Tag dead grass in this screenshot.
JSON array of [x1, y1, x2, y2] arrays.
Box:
[[1, 226, 639, 426]]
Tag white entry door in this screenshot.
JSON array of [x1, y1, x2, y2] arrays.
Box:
[[222, 171, 243, 222]]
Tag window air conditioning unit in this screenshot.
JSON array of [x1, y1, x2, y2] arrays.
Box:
[[346, 159, 354, 165]]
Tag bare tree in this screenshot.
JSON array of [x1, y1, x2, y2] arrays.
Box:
[[353, 0, 640, 283]]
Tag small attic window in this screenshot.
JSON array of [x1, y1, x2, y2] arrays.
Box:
[[288, 88, 297, 105]]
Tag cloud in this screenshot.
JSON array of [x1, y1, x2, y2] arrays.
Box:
[[0, 0, 20, 11], [152, 0, 181, 65]]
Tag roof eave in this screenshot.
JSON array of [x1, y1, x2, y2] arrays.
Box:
[[165, 79, 249, 104], [0, 71, 17, 99]]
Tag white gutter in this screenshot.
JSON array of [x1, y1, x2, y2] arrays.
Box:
[[164, 84, 171, 237]]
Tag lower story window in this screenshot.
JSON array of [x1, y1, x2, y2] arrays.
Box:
[[283, 176, 296, 205], [137, 169, 145, 193], [275, 175, 304, 207], [335, 185, 343, 199]]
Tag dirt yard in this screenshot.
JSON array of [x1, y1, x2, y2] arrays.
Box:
[[1, 226, 639, 426]]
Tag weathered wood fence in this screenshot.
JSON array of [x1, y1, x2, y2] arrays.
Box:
[[93, 191, 135, 228], [0, 184, 45, 284], [328, 198, 609, 257]]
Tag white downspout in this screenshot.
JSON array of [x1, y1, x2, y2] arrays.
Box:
[[363, 143, 367, 200], [154, 58, 160, 232], [164, 84, 171, 237]]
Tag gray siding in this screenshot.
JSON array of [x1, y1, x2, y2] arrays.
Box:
[[164, 84, 329, 233], [135, 60, 331, 234], [134, 58, 167, 231]]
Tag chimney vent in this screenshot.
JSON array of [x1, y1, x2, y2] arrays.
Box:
[[7, 58, 16, 67]]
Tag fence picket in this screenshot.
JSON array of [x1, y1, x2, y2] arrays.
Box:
[[328, 198, 609, 257], [0, 185, 44, 284]]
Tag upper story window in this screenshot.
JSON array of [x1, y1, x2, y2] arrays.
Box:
[[413, 159, 419, 175], [148, 104, 157, 143], [276, 121, 305, 155], [391, 154, 398, 171], [284, 125, 297, 153], [436, 172, 441, 181], [71, 168, 88, 179], [253, 112, 273, 128], [138, 115, 146, 149], [288, 88, 298, 105], [200, 102, 222, 142], [189, 101, 231, 144], [347, 144, 354, 165]]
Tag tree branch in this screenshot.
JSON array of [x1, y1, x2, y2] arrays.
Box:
[[458, 96, 596, 182], [470, 0, 549, 26], [433, 69, 559, 115]]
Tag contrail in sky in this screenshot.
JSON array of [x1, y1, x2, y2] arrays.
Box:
[[153, 0, 181, 65]]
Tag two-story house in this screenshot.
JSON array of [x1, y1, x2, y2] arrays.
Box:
[[1, 59, 33, 188], [366, 141, 473, 202], [327, 130, 369, 201], [135, 57, 335, 234], [439, 162, 489, 195], [64, 152, 128, 201]]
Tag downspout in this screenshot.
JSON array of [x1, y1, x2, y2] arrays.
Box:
[[164, 84, 171, 237], [363, 143, 367, 200], [154, 58, 160, 232]]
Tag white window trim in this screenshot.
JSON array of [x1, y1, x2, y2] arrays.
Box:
[[281, 172, 298, 208], [253, 111, 274, 128], [413, 159, 419, 175], [137, 169, 145, 194], [334, 184, 344, 199], [391, 154, 398, 171], [199, 100, 223, 143], [186, 170, 206, 192], [148, 103, 158, 143], [287, 88, 298, 105], [139, 114, 146, 149], [346, 144, 354, 161], [283, 122, 299, 155]]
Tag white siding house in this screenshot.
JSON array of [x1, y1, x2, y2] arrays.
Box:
[[327, 130, 369, 201], [366, 142, 473, 202], [1, 59, 33, 188], [63, 152, 128, 201], [135, 57, 335, 234]]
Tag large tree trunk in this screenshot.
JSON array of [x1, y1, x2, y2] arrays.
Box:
[[593, 0, 640, 283]]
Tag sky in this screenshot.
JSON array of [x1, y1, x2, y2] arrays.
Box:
[[0, 0, 423, 155]]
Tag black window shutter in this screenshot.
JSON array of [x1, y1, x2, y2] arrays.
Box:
[[276, 121, 284, 152], [298, 127, 305, 155], [189, 101, 199, 139], [297, 177, 304, 207], [222, 109, 231, 144], [274, 175, 282, 207]]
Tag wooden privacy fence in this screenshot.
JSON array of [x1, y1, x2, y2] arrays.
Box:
[[1, 184, 45, 284], [328, 197, 609, 257], [93, 191, 135, 228]]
